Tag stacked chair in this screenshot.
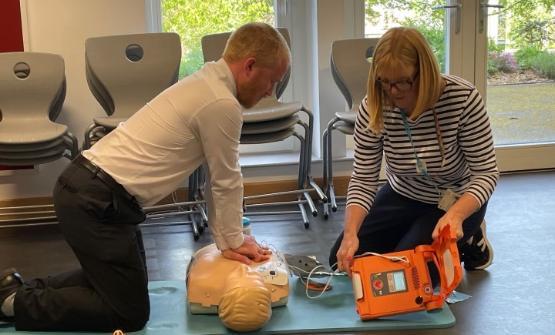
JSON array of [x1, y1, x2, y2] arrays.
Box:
[[83, 32, 181, 149], [83, 32, 207, 239], [201, 28, 326, 228], [0, 52, 78, 225], [0, 52, 78, 167], [322, 38, 379, 218]]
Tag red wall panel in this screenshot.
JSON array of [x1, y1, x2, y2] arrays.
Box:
[[0, 0, 24, 52], [0, 0, 27, 170]]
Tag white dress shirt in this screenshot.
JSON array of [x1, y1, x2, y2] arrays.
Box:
[[83, 59, 244, 250]]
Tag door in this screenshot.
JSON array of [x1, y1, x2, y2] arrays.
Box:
[[449, 0, 555, 171], [364, 0, 555, 172]]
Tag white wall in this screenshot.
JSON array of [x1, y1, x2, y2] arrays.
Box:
[[0, 0, 147, 199], [1, 0, 362, 200]]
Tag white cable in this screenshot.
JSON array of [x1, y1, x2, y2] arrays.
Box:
[[358, 252, 409, 264]]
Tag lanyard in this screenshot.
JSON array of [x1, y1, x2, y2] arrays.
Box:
[[400, 108, 446, 177], [400, 110, 429, 177]]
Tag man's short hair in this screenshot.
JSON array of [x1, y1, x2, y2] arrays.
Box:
[[223, 22, 291, 67]]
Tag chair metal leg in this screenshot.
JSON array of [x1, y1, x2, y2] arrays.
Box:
[[83, 123, 97, 150], [303, 191, 318, 217], [300, 107, 327, 202], [190, 212, 201, 241], [323, 201, 330, 219], [329, 182, 338, 212], [322, 117, 340, 217], [298, 200, 310, 228], [327, 123, 338, 212], [295, 132, 319, 219], [63, 132, 79, 160]]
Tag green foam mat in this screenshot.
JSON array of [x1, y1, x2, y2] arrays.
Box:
[[0, 277, 455, 334]]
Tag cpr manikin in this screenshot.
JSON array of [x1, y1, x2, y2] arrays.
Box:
[[186, 244, 289, 332]]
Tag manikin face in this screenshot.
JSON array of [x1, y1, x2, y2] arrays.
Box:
[[236, 57, 289, 109], [376, 65, 419, 113]]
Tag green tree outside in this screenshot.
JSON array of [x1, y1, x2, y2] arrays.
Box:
[[162, 0, 274, 78], [365, 0, 555, 75]]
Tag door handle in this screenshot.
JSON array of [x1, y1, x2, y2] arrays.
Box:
[[479, 2, 505, 33], [433, 1, 462, 34]]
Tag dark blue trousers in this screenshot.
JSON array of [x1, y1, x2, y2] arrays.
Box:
[[329, 183, 487, 267], [13, 159, 149, 331]]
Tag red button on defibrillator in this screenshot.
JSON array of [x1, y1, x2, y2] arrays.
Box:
[[372, 279, 383, 290]]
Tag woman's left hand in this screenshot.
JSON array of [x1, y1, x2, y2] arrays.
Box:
[[432, 211, 464, 240]]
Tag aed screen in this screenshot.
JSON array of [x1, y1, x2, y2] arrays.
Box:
[[387, 270, 407, 292], [370, 270, 408, 296]]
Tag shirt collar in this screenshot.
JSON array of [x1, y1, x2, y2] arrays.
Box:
[[214, 58, 237, 97]]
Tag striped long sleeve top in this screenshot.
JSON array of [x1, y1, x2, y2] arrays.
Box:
[[347, 75, 499, 212]]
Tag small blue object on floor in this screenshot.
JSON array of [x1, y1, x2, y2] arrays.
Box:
[[0, 277, 455, 334]]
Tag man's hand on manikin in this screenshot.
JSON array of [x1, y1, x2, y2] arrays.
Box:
[[221, 234, 272, 265]]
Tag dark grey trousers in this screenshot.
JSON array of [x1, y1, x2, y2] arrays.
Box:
[[14, 160, 149, 331], [329, 183, 487, 267]]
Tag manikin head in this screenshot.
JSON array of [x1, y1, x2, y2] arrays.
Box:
[[218, 266, 272, 332]]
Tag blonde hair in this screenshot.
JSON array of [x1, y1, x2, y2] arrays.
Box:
[[366, 27, 443, 134], [223, 22, 291, 67]]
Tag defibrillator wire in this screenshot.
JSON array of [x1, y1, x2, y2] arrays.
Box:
[[283, 262, 345, 299], [357, 252, 410, 264], [303, 264, 341, 299], [287, 251, 411, 299]]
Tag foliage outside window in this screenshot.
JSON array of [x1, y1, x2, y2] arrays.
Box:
[[161, 0, 274, 78], [365, 0, 446, 71], [487, 0, 555, 78], [365, 0, 555, 79]]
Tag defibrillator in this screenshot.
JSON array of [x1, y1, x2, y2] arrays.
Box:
[[350, 225, 462, 319]]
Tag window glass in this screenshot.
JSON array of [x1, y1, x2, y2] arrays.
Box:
[[161, 0, 275, 78]]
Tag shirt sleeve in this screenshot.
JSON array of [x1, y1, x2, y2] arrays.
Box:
[[191, 98, 244, 250], [346, 97, 384, 213], [458, 88, 499, 206]]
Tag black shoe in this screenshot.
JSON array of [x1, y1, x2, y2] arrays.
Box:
[[460, 221, 493, 270], [0, 268, 23, 322]]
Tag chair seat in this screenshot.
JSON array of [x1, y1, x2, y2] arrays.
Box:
[[92, 116, 127, 129], [240, 128, 296, 145], [0, 137, 65, 152], [335, 112, 356, 123], [0, 145, 66, 160], [0, 120, 67, 144], [241, 115, 299, 135], [333, 120, 355, 135], [0, 151, 67, 166], [243, 97, 302, 123]]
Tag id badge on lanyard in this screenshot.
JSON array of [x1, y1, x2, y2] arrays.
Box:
[[400, 109, 456, 211]]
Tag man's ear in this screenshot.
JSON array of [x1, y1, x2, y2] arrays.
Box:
[[243, 57, 257, 77]]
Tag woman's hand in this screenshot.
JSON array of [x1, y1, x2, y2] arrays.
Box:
[[222, 234, 272, 265], [336, 234, 360, 276], [432, 211, 464, 240], [432, 193, 480, 241]]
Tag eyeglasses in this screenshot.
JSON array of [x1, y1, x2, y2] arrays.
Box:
[[376, 72, 419, 92]]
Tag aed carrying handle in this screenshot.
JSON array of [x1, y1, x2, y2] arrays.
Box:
[[417, 225, 463, 310]]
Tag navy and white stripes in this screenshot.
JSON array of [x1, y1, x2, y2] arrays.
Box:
[[347, 75, 499, 212]]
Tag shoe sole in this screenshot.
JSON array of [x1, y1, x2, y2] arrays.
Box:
[[473, 221, 494, 270], [1, 268, 18, 278]]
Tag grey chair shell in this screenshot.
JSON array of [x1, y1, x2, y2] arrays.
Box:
[[200, 27, 326, 228], [0, 52, 78, 166], [83, 32, 181, 148], [323, 38, 379, 218]]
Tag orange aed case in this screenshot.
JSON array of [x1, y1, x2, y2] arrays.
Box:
[[350, 226, 462, 320]]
